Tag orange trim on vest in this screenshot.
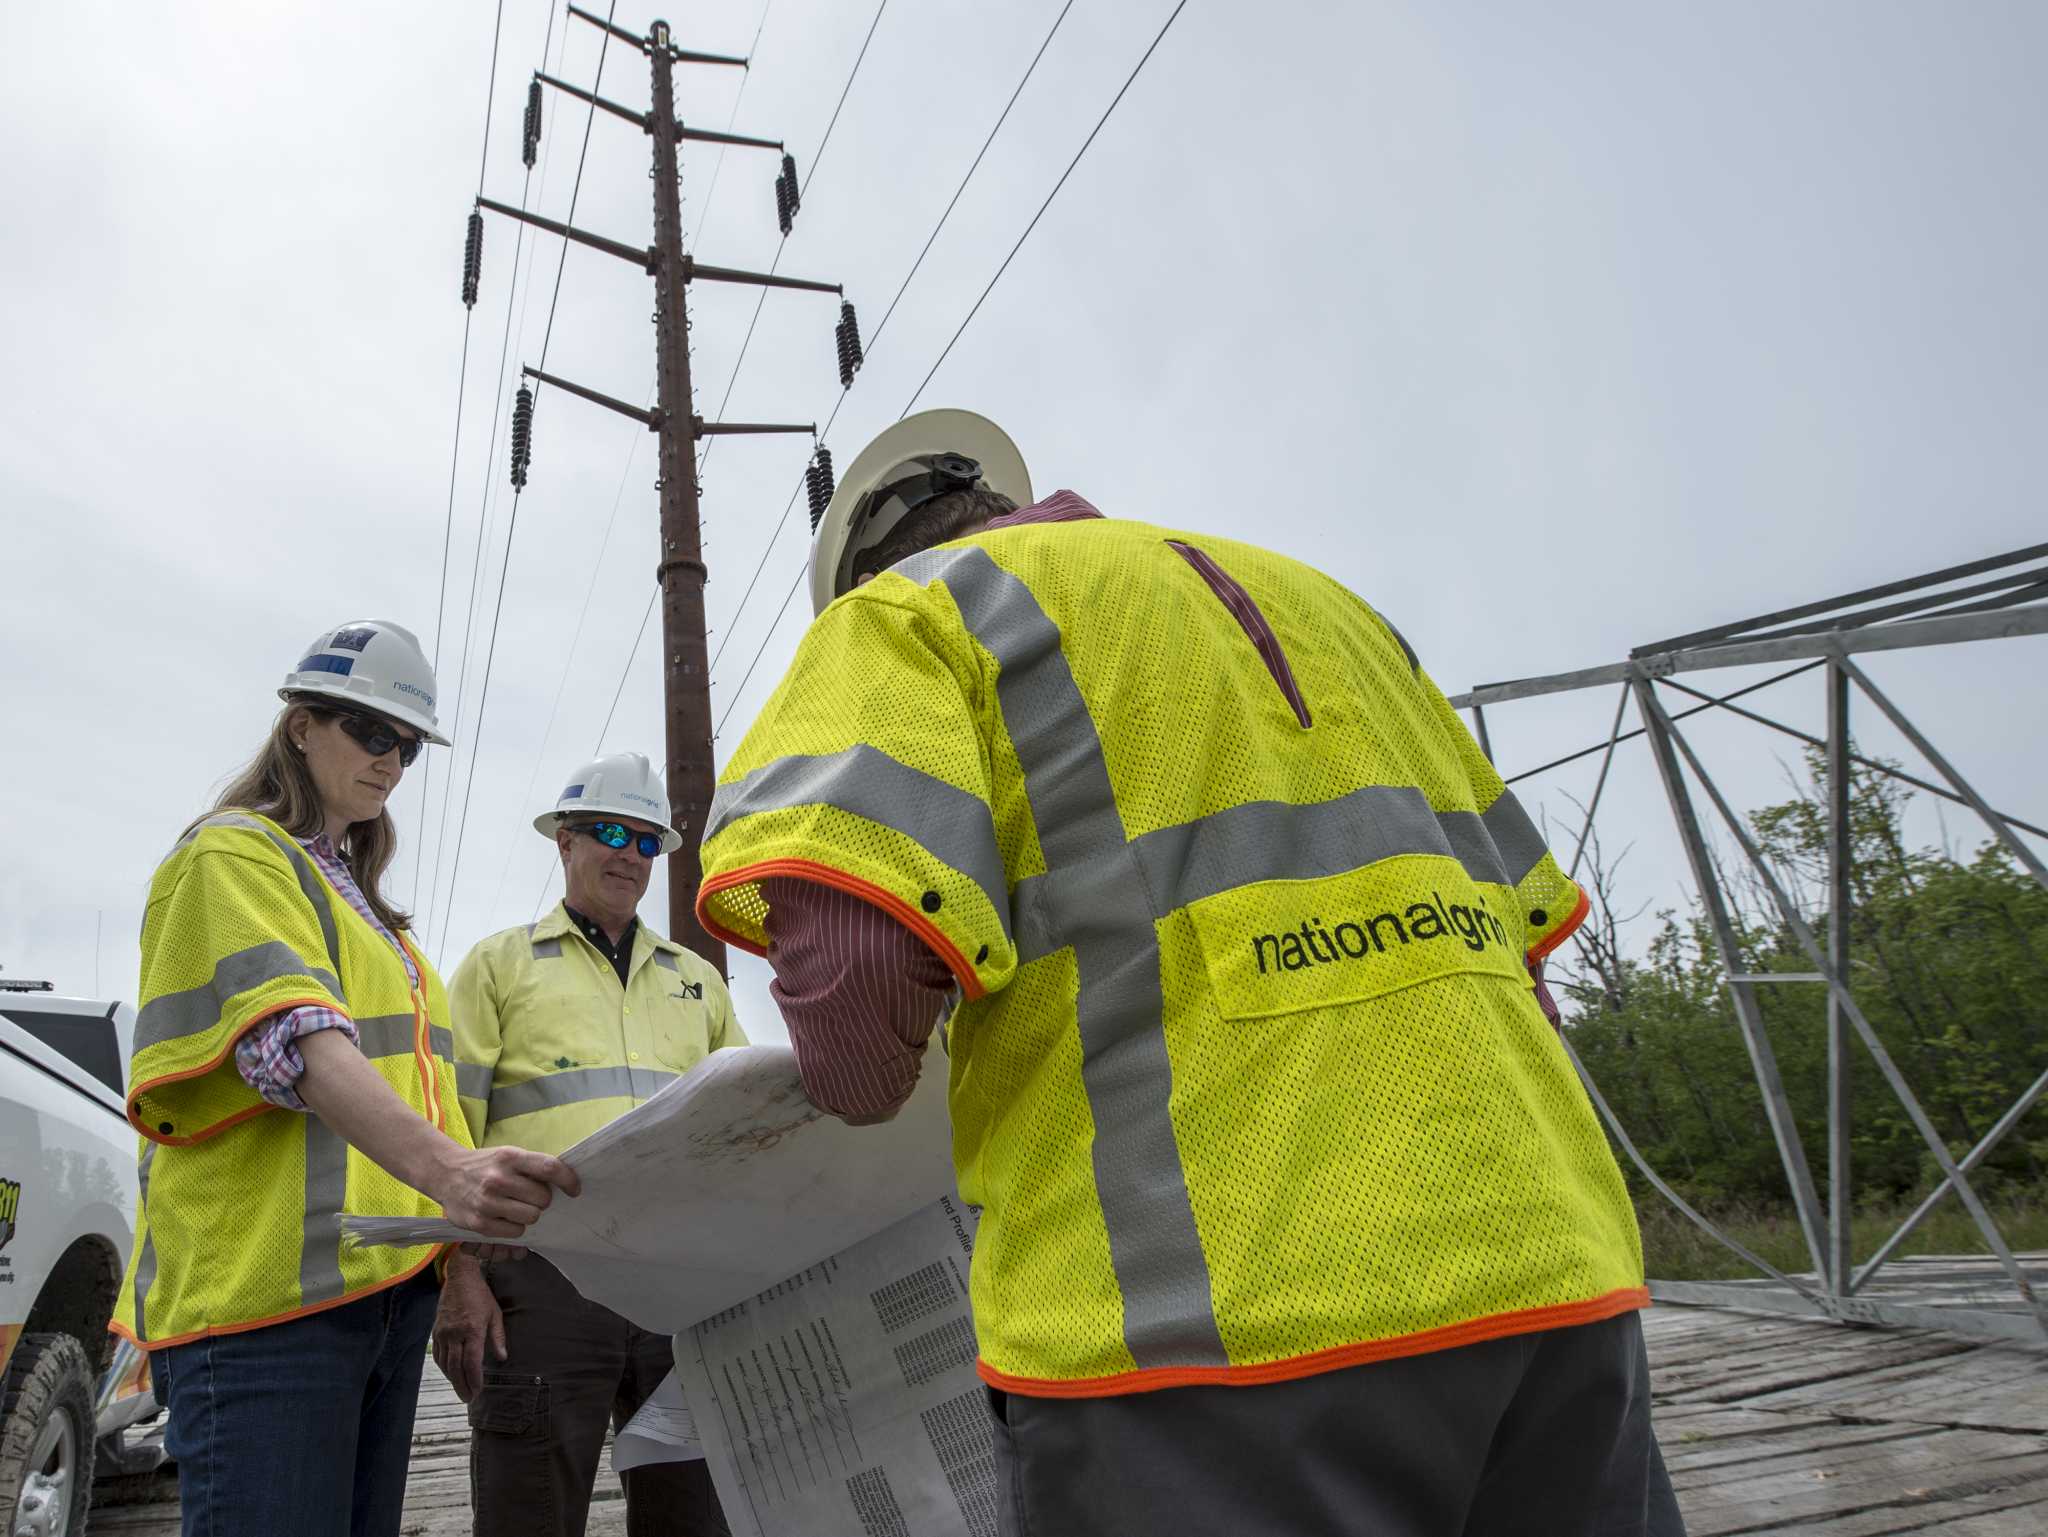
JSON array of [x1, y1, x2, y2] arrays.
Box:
[[976, 1286, 1651, 1399], [397, 951, 448, 1133], [1526, 886, 1593, 966], [124, 999, 346, 1144], [698, 858, 988, 1001], [108, 1245, 447, 1353]]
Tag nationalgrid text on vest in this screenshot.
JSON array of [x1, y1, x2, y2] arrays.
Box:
[[1250, 892, 1511, 975]]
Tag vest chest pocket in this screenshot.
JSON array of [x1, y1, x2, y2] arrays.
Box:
[[1185, 854, 1528, 1021]]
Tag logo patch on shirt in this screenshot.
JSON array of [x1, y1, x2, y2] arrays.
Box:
[[1186, 854, 1527, 1021]]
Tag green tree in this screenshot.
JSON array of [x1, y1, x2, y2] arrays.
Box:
[[1558, 753, 2048, 1212]]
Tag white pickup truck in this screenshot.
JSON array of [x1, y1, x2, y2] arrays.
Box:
[[1, 986, 163, 1536]]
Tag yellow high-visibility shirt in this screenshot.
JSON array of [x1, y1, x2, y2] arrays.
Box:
[[451, 902, 745, 1157]]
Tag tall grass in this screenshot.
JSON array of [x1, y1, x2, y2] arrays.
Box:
[[1637, 1191, 2048, 1281]]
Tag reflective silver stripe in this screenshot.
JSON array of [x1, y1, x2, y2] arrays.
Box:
[[1436, 810, 1513, 890], [135, 942, 344, 1053], [652, 951, 679, 973], [708, 745, 1011, 943], [1013, 792, 1523, 965], [300, 1117, 349, 1306], [1481, 788, 1552, 887], [1377, 611, 1420, 674], [455, 1061, 494, 1101], [488, 1064, 678, 1121], [355, 1013, 452, 1062], [132, 1144, 157, 1340], [1137, 789, 1510, 914], [532, 938, 562, 960], [898, 545, 1226, 1370]]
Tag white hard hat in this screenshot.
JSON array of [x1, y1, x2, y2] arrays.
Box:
[[808, 408, 1032, 616], [279, 619, 451, 745], [533, 752, 682, 854]]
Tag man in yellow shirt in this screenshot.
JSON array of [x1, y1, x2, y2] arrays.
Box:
[[433, 752, 743, 1537]]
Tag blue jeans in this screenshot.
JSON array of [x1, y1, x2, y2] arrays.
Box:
[[152, 1271, 440, 1537]]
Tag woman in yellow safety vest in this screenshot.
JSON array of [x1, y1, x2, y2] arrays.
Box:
[[112, 619, 580, 1537]]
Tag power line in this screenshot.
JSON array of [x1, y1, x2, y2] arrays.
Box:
[[711, 0, 1187, 734], [437, 0, 621, 962], [422, 0, 567, 948], [585, 0, 895, 769], [413, 0, 516, 914], [689, 0, 777, 250], [471, 1, 510, 195], [414, 0, 513, 916], [900, 0, 1190, 417], [517, 0, 779, 924], [698, 0, 889, 492], [715, 563, 807, 736], [531, 580, 660, 922], [704, 0, 1073, 682], [870, 0, 1076, 347], [550, 0, 890, 926], [485, 402, 651, 921]]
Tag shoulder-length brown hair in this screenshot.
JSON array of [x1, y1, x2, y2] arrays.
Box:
[[191, 697, 414, 933]]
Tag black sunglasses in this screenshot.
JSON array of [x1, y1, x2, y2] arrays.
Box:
[[328, 709, 424, 768], [580, 821, 664, 859]]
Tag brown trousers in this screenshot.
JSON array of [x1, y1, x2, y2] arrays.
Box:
[[469, 1256, 729, 1537]]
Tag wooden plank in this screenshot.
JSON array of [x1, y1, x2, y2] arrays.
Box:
[[91, 1259, 2048, 1536], [1677, 1438, 2048, 1535], [1744, 1345, 2048, 1434], [1746, 1482, 2048, 1536]]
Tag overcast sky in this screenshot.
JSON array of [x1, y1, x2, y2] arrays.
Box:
[[4, 1, 2044, 1049]]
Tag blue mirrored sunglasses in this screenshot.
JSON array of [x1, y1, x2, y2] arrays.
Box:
[[581, 821, 663, 859]]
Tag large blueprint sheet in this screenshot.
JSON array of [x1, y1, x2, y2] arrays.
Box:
[[343, 1045, 955, 1333]]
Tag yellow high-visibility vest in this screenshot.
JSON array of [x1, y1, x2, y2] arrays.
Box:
[[113, 812, 466, 1348], [700, 515, 1643, 1397], [450, 903, 745, 1156]]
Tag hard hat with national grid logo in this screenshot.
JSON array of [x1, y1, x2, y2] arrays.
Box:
[[532, 752, 682, 854], [278, 619, 451, 745], [808, 409, 1032, 616]]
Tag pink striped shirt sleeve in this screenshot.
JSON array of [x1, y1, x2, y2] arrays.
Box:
[[761, 876, 956, 1121]]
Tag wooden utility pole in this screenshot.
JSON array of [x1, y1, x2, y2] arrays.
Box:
[[646, 18, 719, 965], [479, 7, 853, 971]]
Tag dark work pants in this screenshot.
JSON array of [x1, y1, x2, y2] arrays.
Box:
[[988, 1311, 1687, 1537], [469, 1255, 729, 1537]]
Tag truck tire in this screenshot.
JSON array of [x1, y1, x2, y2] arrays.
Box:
[[0, 1333, 96, 1537]]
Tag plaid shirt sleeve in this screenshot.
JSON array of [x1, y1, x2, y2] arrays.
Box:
[[233, 1006, 361, 1111]]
